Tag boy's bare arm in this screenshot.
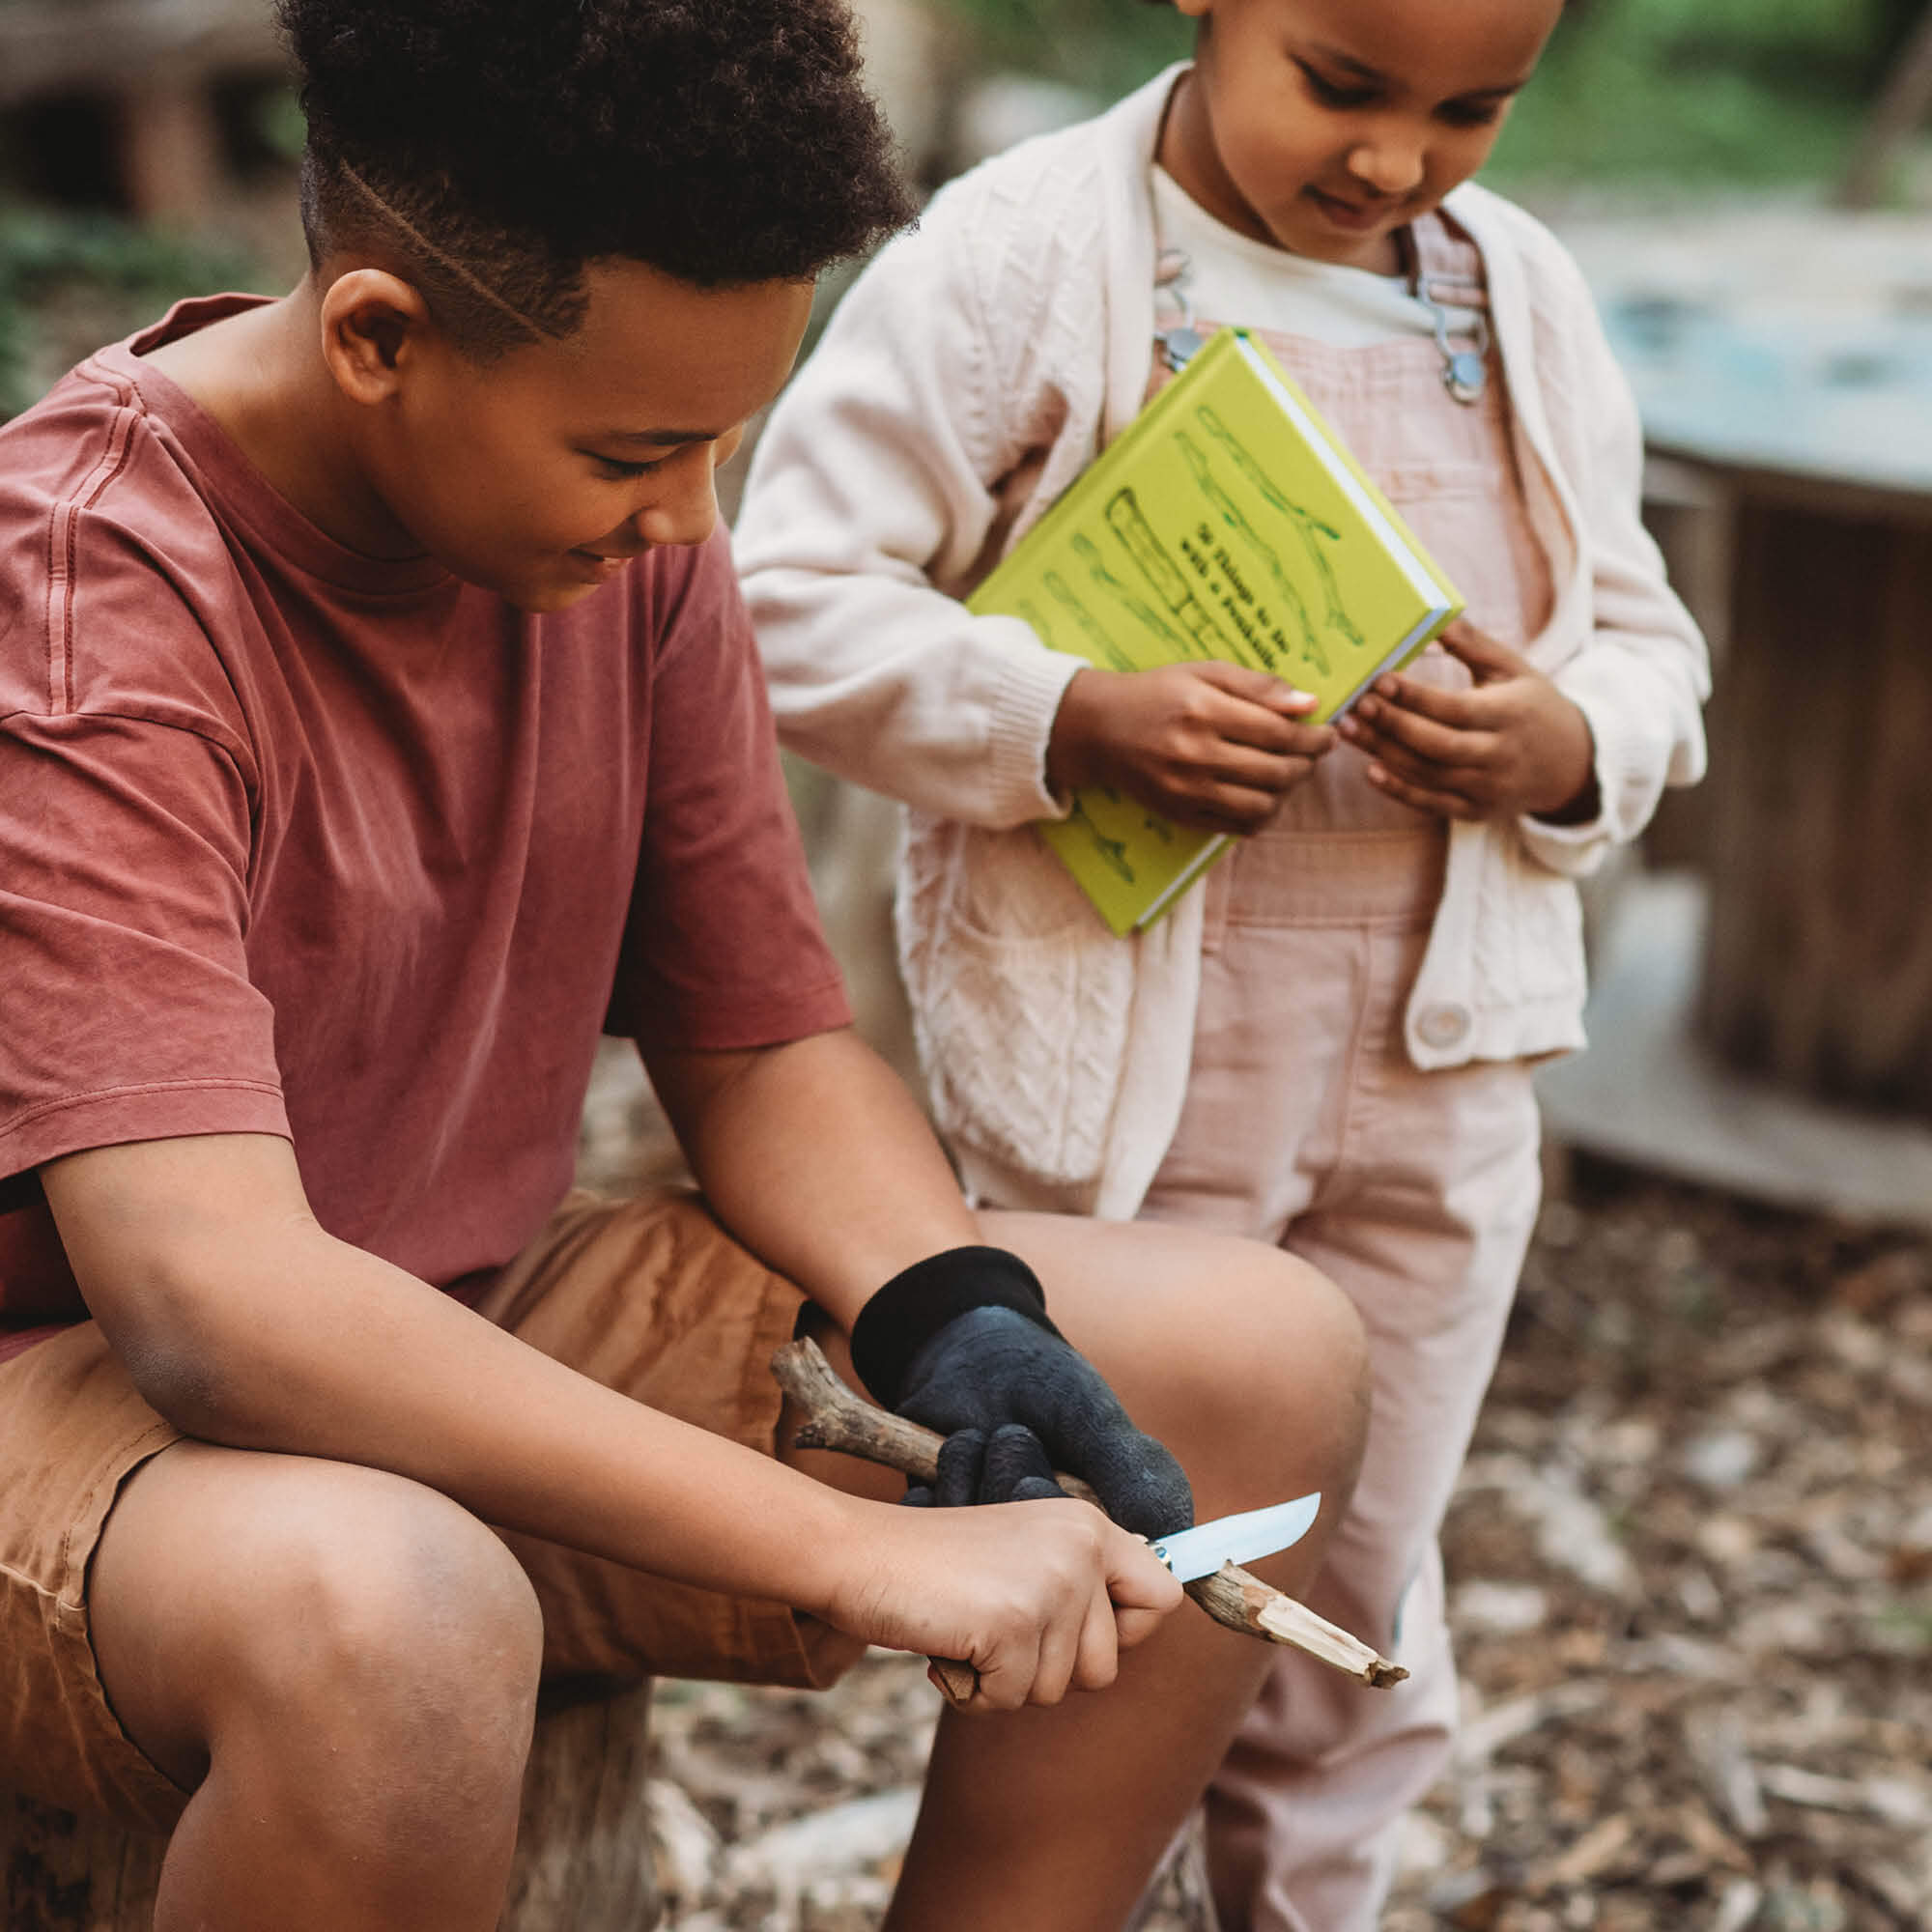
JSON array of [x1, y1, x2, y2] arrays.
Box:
[[641, 1025, 983, 1330], [40, 1130, 1178, 1703], [647, 1027, 1198, 1542]]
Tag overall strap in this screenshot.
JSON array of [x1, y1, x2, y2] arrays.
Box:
[[1406, 209, 1489, 315]]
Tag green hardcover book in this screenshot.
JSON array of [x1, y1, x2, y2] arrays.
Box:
[[969, 327, 1464, 935]]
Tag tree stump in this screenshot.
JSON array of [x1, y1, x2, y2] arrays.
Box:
[[1, 1678, 662, 1931]]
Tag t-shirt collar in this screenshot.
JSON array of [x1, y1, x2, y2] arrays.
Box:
[[99, 293, 456, 600]]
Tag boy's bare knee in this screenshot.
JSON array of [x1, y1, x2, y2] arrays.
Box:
[[1232, 1251, 1367, 1440], [177, 1463, 542, 1797], [206, 1469, 542, 1866], [256, 1478, 538, 1707], [1151, 1245, 1370, 1512]]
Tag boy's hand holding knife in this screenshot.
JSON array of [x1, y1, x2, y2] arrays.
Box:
[[792, 1246, 1403, 1706]]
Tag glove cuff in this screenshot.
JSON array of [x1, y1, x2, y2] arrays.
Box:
[[850, 1245, 1061, 1407]]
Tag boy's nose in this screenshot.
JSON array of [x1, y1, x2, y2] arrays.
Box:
[[636, 458, 720, 551]]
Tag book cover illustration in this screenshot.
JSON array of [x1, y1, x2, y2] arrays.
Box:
[[970, 327, 1464, 935]]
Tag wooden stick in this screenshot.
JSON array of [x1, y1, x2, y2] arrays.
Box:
[[772, 1338, 1406, 1699]]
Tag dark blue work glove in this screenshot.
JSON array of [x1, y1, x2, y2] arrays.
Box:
[[849, 1246, 1194, 1541]]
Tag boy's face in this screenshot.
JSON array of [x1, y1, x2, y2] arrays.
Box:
[[365, 263, 814, 613], [1164, 0, 1560, 271]]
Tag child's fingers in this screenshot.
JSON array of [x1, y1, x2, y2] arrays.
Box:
[[1199, 738, 1330, 793], [1215, 712, 1336, 760], [1190, 661, 1321, 716], [1164, 779, 1299, 837], [1343, 694, 1492, 769], [1438, 619, 1530, 681], [1358, 728, 1492, 805], [1362, 674, 1484, 727], [1363, 760, 1488, 822]]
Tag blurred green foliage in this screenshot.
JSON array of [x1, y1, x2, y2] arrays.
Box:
[[0, 210, 260, 419], [938, 0, 1192, 104], [935, 0, 1917, 191], [1488, 0, 1904, 187]]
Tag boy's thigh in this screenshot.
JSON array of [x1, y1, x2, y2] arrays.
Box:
[[474, 1187, 866, 1691], [975, 1208, 1366, 1503], [0, 1321, 186, 1831]]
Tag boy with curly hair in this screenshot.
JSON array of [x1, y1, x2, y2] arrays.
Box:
[[0, 2, 1368, 1926]]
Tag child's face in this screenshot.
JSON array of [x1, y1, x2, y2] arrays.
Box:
[[366, 263, 813, 613], [1163, 0, 1561, 271]]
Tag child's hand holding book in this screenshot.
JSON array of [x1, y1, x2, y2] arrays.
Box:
[[1046, 662, 1337, 837], [1337, 620, 1600, 826]]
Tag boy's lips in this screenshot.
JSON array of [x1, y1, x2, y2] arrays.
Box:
[[568, 547, 640, 582]]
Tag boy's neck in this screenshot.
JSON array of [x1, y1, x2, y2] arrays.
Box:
[[139, 282, 426, 563]]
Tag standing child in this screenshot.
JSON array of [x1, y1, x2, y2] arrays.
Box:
[[736, 1, 1709, 1925]]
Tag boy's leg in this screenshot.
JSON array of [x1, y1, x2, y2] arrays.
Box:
[[476, 1190, 1370, 1932], [64, 1189, 842, 1932], [883, 1208, 1371, 1932], [53, 1191, 1361, 1932], [4, 1191, 818, 1932], [87, 1439, 547, 1932], [1, 1322, 541, 1930]]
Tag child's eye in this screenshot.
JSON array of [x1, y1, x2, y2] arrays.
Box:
[[1295, 62, 1378, 111], [590, 453, 669, 480], [1437, 99, 1505, 129]]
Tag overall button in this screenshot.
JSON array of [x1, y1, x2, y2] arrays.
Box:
[[1416, 1004, 1471, 1049]]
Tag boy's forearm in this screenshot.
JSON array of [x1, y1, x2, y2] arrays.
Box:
[[645, 1027, 981, 1332], [41, 1134, 862, 1615]]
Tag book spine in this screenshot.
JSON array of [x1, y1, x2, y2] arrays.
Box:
[[1133, 834, 1229, 929]]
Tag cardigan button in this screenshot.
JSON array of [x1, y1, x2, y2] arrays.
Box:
[[1416, 1004, 1471, 1049]]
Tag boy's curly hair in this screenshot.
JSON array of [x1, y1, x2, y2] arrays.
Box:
[[278, 0, 916, 355]]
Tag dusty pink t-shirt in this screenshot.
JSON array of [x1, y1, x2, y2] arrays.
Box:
[[0, 297, 850, 1358]]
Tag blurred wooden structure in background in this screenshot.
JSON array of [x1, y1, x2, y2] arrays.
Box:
[[0, 0, 288, 221], [1697, 477, 1932, 1115], [1840, 2, 1932, 207]]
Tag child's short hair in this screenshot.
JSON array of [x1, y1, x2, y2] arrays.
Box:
[[280, 0, 916, 356]]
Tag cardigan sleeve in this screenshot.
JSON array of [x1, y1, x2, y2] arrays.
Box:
[[1512, 226, 1711, 879], [735, 177, 1081, 830]]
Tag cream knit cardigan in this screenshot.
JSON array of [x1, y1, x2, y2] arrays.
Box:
[[737, 69, 1709, 1220]]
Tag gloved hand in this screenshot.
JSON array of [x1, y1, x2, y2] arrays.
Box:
[[849, 1247, 1194, 1541]]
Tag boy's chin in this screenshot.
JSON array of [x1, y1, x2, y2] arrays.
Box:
[[469, 558, 615, 615], [511, 579, 608, 615]]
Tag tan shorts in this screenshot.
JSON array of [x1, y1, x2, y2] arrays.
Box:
[[0, 1188, 865, 1832]]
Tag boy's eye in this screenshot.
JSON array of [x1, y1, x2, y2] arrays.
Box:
[[1295, 62, 1378, 111], [589, 453, 669, 480]]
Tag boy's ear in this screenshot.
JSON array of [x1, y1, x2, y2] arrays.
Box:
[[318, 269, 436, 406]]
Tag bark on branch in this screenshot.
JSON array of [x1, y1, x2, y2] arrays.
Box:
[[772, 1337, 1406, 1695]]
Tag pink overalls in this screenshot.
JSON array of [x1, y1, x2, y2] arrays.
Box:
[[1139, 217, 1556, 1932]]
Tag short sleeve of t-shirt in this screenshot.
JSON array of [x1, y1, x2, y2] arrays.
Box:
[[0, 519, 289, 1177], [606, 530, 850, 1051]]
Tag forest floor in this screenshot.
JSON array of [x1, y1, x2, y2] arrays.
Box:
[[576, 1056, 1932, 1932]]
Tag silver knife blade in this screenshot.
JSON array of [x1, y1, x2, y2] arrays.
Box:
[[1149, 1492, 1321, 1582]]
